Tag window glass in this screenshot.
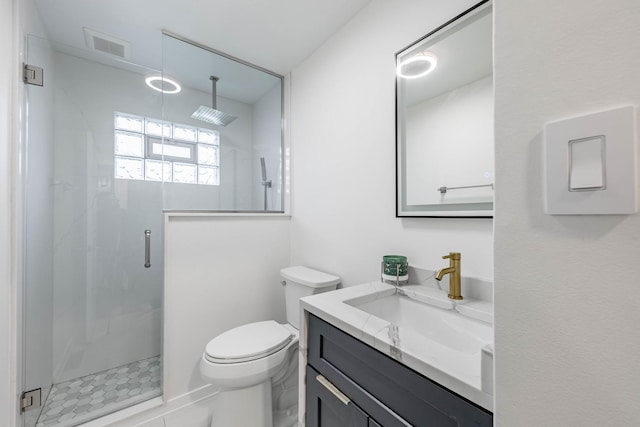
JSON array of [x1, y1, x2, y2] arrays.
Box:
[[115, 131, 144, 157], [115, 157, 144, 180], [145, 159, 172, 182], [198, 129, 219, 144], [198, 144, 218, 165], [145, 119, 172, 138], [114, 112, 219, 186], [173, 125, 197, 142], [151, 142, 193, 160], [198, 166, 219, 186], [173, 163, 197, 184], [115, 114, 144, 133]]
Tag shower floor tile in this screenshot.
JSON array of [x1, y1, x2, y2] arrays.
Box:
[[36, 356, 161, 427]]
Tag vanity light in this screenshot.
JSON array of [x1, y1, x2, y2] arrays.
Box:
[[145, 76, 181, 94], [397, 52, 438, 79]]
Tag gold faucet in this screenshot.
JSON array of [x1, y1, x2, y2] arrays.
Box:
[[435, 252, 462, 300]]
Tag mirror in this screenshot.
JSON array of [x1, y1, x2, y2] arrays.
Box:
[[396, 1, 493, 217]]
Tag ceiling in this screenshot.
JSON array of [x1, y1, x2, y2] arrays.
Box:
[[34, 0, 372, 99]]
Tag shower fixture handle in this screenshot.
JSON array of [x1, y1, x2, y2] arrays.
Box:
[[144, 229, 151, 268]]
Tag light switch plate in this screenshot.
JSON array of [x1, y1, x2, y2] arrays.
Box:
[[543, 105, 637, 215]]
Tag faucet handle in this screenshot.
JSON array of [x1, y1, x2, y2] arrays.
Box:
[[442, 252, 461, 260]]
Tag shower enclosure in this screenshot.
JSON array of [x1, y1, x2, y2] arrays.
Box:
[[21, 26, 283, 427]]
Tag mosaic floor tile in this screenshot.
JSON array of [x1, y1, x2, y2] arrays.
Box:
[[36, 356, 161, 427]]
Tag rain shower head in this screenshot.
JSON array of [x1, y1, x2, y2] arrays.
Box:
[[191, 76, 237, 127], [192, 105, 237, 127]]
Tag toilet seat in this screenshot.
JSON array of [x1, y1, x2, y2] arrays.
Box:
[[200, 323, 298, 389], [205, 320, 293, 364]]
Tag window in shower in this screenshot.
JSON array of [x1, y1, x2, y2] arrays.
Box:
[[114, 112, 220, 185]]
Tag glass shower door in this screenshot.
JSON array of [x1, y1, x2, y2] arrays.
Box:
[[22, 35, 164, 427]]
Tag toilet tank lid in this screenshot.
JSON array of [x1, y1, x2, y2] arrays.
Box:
[[280, 266, 340, 288]]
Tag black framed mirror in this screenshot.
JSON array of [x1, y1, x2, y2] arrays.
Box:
[[396, 1, 493, 217]]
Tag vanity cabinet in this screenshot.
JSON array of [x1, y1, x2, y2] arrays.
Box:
[[306, 314, 492, 427]]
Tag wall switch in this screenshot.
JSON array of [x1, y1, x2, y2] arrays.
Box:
[[544, 105, 637, 215], [568, 135, 605, 191]]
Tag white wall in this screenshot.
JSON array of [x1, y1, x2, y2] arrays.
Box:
[[290, 0, 493, 286], [0, 0, 16, 424], [163, 215, 290, 399], [494, 0, 640, 425]]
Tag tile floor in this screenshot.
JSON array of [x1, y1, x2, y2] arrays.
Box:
[[36, 356, 161, 427]]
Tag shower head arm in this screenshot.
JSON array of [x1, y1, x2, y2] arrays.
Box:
[[210, 76, 219, 109]]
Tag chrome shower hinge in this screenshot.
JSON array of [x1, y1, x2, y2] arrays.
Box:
[[20, 388, 41, 412], [23, 64, 44, 86]]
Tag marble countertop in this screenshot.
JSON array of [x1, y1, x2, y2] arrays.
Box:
[[298, 280, 494, 416]]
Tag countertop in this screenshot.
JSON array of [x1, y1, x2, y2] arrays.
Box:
[[298, 279, 494, 425]]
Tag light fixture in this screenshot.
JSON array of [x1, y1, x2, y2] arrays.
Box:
[[145, 76, 181, 94], [397, 52, 438, 79]]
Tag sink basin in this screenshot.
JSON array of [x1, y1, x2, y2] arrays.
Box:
[[346, 292, 492, 355]]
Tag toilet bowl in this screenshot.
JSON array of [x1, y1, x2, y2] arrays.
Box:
[[200, 266, 340, 427]]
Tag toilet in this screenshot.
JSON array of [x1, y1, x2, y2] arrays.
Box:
[[200, 266, 340, 427]]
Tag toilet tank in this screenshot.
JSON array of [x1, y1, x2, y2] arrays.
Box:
[[280, 266, 340, 329]]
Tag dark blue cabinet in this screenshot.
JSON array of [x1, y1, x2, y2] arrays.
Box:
[[306, 314, 493, 427]]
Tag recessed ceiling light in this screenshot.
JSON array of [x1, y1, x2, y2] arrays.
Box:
[[397, 52, 438, 79], [145, 76, 181, 94]]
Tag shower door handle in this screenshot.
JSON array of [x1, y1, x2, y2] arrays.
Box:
[[144, 230, 151, 268]]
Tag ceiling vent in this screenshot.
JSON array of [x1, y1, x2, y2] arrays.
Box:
[[83, 28, 131, 60]]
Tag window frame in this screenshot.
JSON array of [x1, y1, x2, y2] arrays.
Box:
[[146, 136, 197, 163]]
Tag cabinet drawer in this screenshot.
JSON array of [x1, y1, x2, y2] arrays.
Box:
[[306, 365, 369, 427], [307, 314, 492, 427]]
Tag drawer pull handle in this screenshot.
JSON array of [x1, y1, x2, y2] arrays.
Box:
[[316, 375, 351, 405]]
